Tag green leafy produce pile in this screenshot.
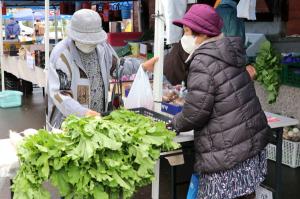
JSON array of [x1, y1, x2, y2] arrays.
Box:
[[254, 40, 282, 104], [12, 109, 180, 199]]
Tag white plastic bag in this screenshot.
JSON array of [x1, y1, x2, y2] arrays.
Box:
[[237, 0, 256, 20], [125, 66, 154, 110]]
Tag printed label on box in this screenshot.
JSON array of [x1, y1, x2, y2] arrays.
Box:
[[161, 104, 168, 111]]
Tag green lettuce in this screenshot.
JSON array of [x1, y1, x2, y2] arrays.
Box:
[[12, 109, 180, 199]]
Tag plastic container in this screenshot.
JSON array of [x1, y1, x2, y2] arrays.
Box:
[[130, 107, 172, 124], [282, 62, 300, 88], [115, 45, 131, 57], [161, 102, 182, 115], [266, 139, 300, 168], [0, 90, 23, 108]]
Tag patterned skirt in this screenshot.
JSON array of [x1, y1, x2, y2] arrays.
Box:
[[197, 150, 267, 199]]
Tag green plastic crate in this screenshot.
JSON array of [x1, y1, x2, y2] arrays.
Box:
[[115, 45, 131, 57], [282, 63, 300, 88], [0, 90, 23, 108]]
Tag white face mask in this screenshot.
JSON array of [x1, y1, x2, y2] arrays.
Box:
[[180, 35, 198, 54], [75, 41, 97, 54]]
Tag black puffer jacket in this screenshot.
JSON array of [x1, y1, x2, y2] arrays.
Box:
[[172, 36, 269, 174]]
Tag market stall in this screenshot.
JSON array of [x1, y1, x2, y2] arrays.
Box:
[[0, 111, 298, 199], [1, 55, 46, 88], [0, 7, 50, 93]]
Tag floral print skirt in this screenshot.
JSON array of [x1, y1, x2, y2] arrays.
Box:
[[197, 150, 267, 199]]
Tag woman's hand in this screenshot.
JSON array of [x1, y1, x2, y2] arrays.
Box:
[[246, 65, 257, 80], [142, 56, 159, 72], [85, 110, 100, 117]]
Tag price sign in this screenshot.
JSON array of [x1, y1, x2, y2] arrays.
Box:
[[26, 52, 35, 70]]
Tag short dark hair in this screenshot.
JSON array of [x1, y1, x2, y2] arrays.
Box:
[[192, 30, 201, 36]]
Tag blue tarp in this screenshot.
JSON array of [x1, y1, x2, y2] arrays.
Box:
[[3, 9, 64, 21]]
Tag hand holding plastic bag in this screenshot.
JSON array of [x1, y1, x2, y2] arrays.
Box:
[[125, 66, 154, 110]]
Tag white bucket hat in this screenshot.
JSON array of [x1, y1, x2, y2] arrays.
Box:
[[67, 9, 107, 45]]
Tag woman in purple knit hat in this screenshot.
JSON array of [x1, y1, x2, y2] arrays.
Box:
[[169, 4, 269, 199]]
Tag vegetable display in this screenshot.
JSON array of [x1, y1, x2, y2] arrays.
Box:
[[254, 40, 282, 104], [12, 109, 180, 199], [283, 127, 300, 142]]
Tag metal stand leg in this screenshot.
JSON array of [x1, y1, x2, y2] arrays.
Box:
[[152, 160, 160, 199], [42, 87, 45, 97], [171, 166, 177, 199], [10, 179, 14, 199], [275, 128, 283, 199]]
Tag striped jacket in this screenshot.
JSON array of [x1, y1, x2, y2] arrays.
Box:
[[47, 38, 121, 129]]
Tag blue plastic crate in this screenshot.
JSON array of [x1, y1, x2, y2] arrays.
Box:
[[161, 102, 182, 115], [0, 90, 23, 108]]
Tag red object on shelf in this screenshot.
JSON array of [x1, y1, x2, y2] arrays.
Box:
[[60, 2, 75, 15], [102, 2, 110, 22], [2, 3, 6, 15], [60, 2, 68, 14], [82, 1, 92, 9], [107, 32, 143, 46]]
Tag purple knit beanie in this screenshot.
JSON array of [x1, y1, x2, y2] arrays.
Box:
[[173, 4, 223, 37]]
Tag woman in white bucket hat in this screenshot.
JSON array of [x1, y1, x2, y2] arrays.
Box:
[[47, 9, 156, 129]]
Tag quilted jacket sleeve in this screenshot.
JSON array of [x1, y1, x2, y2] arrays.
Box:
[[172, 57, 215, 133]]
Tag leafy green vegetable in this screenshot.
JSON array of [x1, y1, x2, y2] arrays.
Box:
[[254, 40, 283, 104], [12, 109, 180, 199]]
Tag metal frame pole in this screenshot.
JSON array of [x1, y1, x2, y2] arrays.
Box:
[[54, 6, 58, 44], [152, 0, 164, 112], [151, 0, 165, 198], [0, 0, 4, 91], [45, 0, 49, 72], [275, 128, 283, 199]]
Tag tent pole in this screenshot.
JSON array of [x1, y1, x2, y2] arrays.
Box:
[[0, 0, 4, 91], [151, 0, 164, 198], [61, 18, 64, 39], [152, 0, 164, 112], [54, 6, 58, 44], [45, 0, 50, 72]]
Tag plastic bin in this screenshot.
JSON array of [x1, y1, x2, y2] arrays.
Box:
[[161, 102, 182, 115], [266, 139, 300, 168], [281, 62, 300, 88], [0, 90, 23, 108], [130, 107, 172, 124]]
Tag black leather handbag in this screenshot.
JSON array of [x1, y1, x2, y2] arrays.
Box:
[[107, 80, 124, 111]]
